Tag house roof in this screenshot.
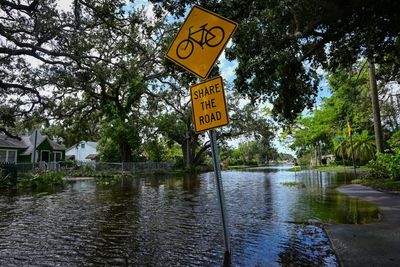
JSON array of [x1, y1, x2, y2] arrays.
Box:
[[66, 141, 98, 152], [85, 154, 98, 160], [86, 141, 98, 149], [0, 131, 65, 155], [0, 134, 28, 149]]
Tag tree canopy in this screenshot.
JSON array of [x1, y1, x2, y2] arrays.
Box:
[[2, 0, 400, 166], [151, 0, 400, 124], [288, 62, 400, 164]]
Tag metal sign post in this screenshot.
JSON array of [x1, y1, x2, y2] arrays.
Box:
[[208, 130, 231, 258], [165, 5, 237, 262], [32, 129, 38, 171]]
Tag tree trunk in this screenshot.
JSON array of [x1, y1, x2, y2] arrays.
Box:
[[185, 131, 190, 169], [367, 58, 384, 153], [120, 137, 133, 162], [182, 138, 196, 169], [182, 142, 190, 169], [182, 132, 212, 170]]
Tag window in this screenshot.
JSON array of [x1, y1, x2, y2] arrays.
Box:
[[54, 152, 62, 162], [0, 149, 17, 163], [0, 150, 6, 162], [7, 151, 16, 163], [81, 143, 85, 149]]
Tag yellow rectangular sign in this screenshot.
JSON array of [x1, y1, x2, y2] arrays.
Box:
[[190, 76, 229, 132], [166, 6, 238, 80]]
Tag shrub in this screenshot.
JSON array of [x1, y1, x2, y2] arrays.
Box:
[[366, 150, 400, 180], [388, 130, 400, 150], [19, 170, 64, 188]]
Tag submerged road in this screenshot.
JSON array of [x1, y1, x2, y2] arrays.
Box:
[[326, 185, 400, 267]]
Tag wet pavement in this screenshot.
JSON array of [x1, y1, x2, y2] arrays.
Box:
[[326, 185, 400, 267]]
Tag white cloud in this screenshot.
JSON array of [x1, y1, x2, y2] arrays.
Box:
[[219, 40, 237, 82]]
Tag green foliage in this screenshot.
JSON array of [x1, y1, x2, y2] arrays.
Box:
[[151, 0, 400, 124], [96, 174, 132, 186], [224, 139, 279, 166], [98, 104, 142, 162], [352, 178, 400, 192], [334, 131, 376, 164], [236, 141, 259, 165], [67, 167, 114, 178], [143, 139, 182, 163], [298, 154, 312, 168], [388, 130, 400, 150], [281, 182, 305, 188], [351, 131, 376, 163], [19, 171, 64, 188], [366, 150, 400, 180], [143, 139, 167, 162], [289, 63, 382, 163], [43, 117, 101, 148], [287, 166, 302, 172]]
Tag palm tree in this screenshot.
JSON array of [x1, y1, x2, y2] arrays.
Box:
[[351, 130, 376, 163]]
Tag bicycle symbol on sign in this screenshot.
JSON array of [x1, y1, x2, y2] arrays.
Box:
[[176, 23, 225, 60]]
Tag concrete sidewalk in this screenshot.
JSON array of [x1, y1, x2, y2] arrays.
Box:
[[326, 185, 400, 267]]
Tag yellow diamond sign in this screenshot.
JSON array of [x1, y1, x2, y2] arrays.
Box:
[[166, 6, 238, 80], [190, 76, 229, 132]]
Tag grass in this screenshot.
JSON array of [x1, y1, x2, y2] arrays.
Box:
[[18, 171, 64, 189], [287, 165, 369, 172], [287, 166, 303, 172], [352, 178, 400, 192], [225, 165, 259, 170], [317, 165, 369, 172], [281, 181, 306, 188]]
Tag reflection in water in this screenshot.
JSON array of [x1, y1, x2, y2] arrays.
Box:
[[0, 170, 379, 266]]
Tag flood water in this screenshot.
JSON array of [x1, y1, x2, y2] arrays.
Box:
[[0, 167, 380, 266]]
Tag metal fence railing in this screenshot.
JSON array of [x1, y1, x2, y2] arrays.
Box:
[[16, 162, 61, 174], [15, 162, 39, 173], [121, 162, 173, 172], [13, 161, 173, 175], [94, 161, 173, 172]]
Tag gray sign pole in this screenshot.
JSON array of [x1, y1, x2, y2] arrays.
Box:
[[208, 130, 231, 257], [32, 130, 38, 171]]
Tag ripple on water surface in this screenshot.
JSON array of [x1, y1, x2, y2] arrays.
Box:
[[0, 169, 379, 266]]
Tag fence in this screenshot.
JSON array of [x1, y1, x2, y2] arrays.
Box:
[[81, 161, 174, 172], [15, 162, 37, 173], [12, 161, 173, 175], [121, 162, 173, 172], [15, 162, 61, 173]]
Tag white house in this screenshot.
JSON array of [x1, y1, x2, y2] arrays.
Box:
[[66, 141, 98, 162]]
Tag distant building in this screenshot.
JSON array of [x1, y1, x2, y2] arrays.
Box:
[[66, 141, 98, 162], [0, 130, 65, 163], [321, 154, 336, 165]]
